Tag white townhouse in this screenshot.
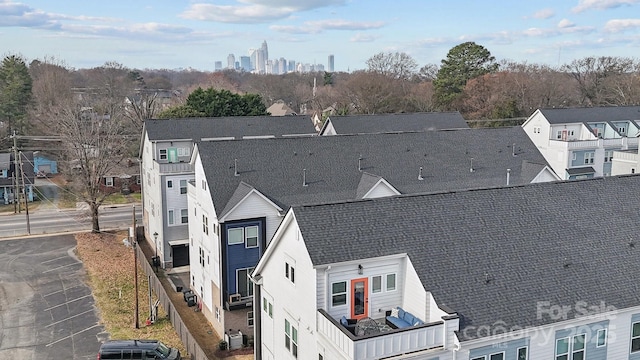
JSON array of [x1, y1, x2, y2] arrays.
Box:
[[252, 174, 640, 360], [522, 106, 640, 180], [319, 112, 469, 136], [139, 116, 316, 268], [185, 127, 559, 342]]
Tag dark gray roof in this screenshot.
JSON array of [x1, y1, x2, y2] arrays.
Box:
[[323, 112, 469, 134], [291, 174, 640, 341], [538, 106, 640, 124], [144, 116, 317, 141], [0, 152, 34, 186], [566, 166, 596, 175], [198, 127, 552, 215]]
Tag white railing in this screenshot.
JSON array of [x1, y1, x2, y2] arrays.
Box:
[[317, 310, 444, 360], [158, 162, 193, 173], [614, 151, 639, 162], [551, 137, 639, 150]]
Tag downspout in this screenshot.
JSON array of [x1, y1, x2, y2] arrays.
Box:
[[251, 274, 263, 360]]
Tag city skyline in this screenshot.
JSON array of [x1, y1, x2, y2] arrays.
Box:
[[1, 0, 640, 72]]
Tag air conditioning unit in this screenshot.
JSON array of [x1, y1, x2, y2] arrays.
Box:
[[229, 293, 241, 303]]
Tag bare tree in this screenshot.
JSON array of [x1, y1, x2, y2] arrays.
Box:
[[366, 52, 418, 80], [54, 63, 131, 232], [562, 56, 635, 106]]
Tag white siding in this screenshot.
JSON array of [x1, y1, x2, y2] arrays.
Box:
[[188, 153, 223, 338], [259, 217, 318, 360], [402, 257, 426, 321], [363, 182, 400, 199]]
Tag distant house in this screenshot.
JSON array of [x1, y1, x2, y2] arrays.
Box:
[[266, 100, 297, 116], [522, 106, 640, 179], [0, 152, 35, 204], [33, 151, 58, 176], [186, 126, 558, 342], [252, 174, 640, 360], [319, 112, 470, 135], [100, 158, 141, 195]]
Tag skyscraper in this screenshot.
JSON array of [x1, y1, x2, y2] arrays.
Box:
[[328, 54, 334, 72], [240, 56, 251, 72], [227, 54, 235, 69], [261, 40, 269, 63], [214, 61, 222, 71]]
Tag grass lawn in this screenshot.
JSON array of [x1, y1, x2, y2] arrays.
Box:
[[75, 231, 188, 356]]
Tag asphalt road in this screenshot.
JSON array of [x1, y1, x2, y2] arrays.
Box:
[[0, 234, 107, 359], [0, 205, 142, 239]]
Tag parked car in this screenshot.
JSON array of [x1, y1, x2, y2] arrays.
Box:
[[97, 339, 181, 359]]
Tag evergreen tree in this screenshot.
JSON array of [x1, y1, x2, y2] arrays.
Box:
[[0, 55, 33, 135]]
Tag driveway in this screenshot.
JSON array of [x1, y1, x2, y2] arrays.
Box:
[[34, 177, 61, 211], [0, 234, 106, 359]]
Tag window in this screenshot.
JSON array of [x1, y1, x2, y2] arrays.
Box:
[[269, 303, 273, 318], [246, 226, 258, 248], [105, 177, 114, 187], [247, 311, 254, 327], [227, 225, 259, 247], [584, 152, 595, 164], [533, 126, 541, 134], [471, 357, 485, 360], [215, 306, 220, 321], [556, 334, 585, 360], [596, 328, 607, 347], [202, 215, 209, 235], [228, 228, 244, 245], [386, 273, 396, 291], [331, 281, 347, 306], [167, 180, 173, 188], [159, 149, 167, 160], [372, 276, 382, 293], [168, 210, 174, 225], [517, 346, 528, 360], [633, 168, 636, 174], [263, 298, 267, 312], [180, 180, 187, 194], [490, 353, 504, 360], [631, 321, 640, 352], [199, 247, 204, 267], [178, 147, 190, 157], [557, 131, 562, 139], [285, 319, 298, 358], [201, 179, 207, 190], [181, 209, 188, 224], [285, 262, 295, 283], [604, 150, 613, 162], [237, 267, 254, 298]]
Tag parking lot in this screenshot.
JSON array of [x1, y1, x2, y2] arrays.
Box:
[[0, 234, 105, 359]]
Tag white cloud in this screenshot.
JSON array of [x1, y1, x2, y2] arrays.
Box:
[[270, 19, 385, 34], [350, 33, 378, 42], [532, 8, 555, 19], [572, 0, 640, 13], [181, 0, 347, 24], [604, 18, 640, 31], [557, 19, 575, 28]]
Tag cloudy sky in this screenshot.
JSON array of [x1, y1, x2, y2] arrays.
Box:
[[1, 0, 639, 72]]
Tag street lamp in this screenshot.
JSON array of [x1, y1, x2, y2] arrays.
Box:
[[153, 232, 159, 272]]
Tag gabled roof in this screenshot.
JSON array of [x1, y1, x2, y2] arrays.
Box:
[[198, 127, 552, 214], [143, 115, 317, 142], [290, 174, 640, 341], [566, 166, 596, 175], [320, 112, 469, 135], [0, 153, 9, 169], [538, 106, 640, 124], [0, 152, 35, 186], [355, 172, 382, 199]]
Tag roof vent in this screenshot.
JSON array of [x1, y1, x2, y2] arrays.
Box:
[[303, 168, 308, 187], [512, 143, 517, 157], [358, 155, 362, 172], [563, 258, 571, 268], [234, 159, 239, 176], [470, 158, 474, 173], [418, 167, 424, 181], [484, 273, 492, 284], [629, 240, 635, 248], [506, 168, 511, 186]]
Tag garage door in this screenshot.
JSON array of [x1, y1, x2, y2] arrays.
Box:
[[39, 164, 51, 174], [172, 244, 189, 267]]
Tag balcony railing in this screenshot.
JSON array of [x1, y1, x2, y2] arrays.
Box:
[[317, 309, 444, 360], [550, 137, 639, 150], [614, 151, 639, 162], [158, 162, 193, 173]]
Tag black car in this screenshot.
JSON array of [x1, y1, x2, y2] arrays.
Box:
[[97, 339, 181, 360]]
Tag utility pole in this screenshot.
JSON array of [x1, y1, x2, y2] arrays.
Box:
[[132, 204, 139, 329], [19, 152, 31, 235], [11, 131, 21, 213]]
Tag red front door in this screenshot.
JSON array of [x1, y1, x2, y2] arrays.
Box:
[[350, 278, 368, 320]]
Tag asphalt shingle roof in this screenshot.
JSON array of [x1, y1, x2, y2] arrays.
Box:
[[144, 116, 317, 141], [325, 112, 469, 134], [198, 127, 552, 215], [538, 106, 640, 124], [291, 174, 640, 341]]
